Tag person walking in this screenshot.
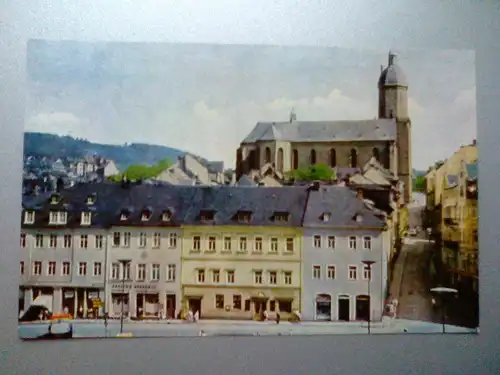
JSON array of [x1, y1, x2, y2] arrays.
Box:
[[276, 312, 281, 324]]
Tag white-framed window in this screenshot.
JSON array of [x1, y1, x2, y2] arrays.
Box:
[[313, 235, 322, 248], [270, 237, 278, 253], [363, 236, 372, 250], [167, 264, 176, 281], [78, 262, 87, 276], [47, 261, 56, 275], [112, 232, 120, 247], [93, 262, 102, 276], [197, 268, 205, 283], [162, 211, 172, 222], [269, 271, 277, 285], [151, 264, 160, 281], [153, 232, 161, 248], [32, 261, 42, 275], [168, 233, 177, 248], [212, 269, 220, 283], [328, 236, 336, 249], [137, 264, 146, 281], [348, 265, 358, 280], [363, 265, 372, 280], [123, 232, 131, 247], [208, 236, 217, 251], [349, 236, 357, 250], [283, 271, 292, 285], [20, 261, 24, 275], [313, 265, 321, 279], [95, 235, 103, 249], [226, 270, 235, 284], [35, 234, 43, 248], [138, 232, 147, 248], [80, 234, 88, 249], [223, 236, 232, 252], [81, 212, 92, 226], [254, 270, 263, 284], [327, 265, 336, 280], [49, 211, 67, 225], [24, 211, 35, 224], [62, 261, 71, 276], [254, 237, 263, 252], [123, 262, 131, 280], [141, 211, 151, 221], [238, 236, 247, 252], [20, 233, 27, 248], [321, 212, 331, 222], [285, 238, 294, 252], [111, 263, 120, 280], [192, 236, 201, 251], [63, 234, 72, 248], [49, 234, 57, 248]]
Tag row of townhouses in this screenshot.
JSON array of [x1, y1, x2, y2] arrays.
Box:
[[20, 182, 391, 323]]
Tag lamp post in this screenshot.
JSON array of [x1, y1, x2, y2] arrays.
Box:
[[430, 287, 458, 334], [362, 260, 376, 334], [118, 259, 131, 334]]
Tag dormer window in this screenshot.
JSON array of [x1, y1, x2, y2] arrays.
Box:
[[353, 214, 363, 223], [234, 210, 252, 223], [141, 209, 152, 221], [162, 210, 172, 222], [320, 212, 331, 222], [86, 194, 96, 205], [49, 211, 67, 225], [120, 210, 129, 221], [50, 194, 61, 204], [272, 211, 290, 223], [24, 211, 35, 224], [200, 210, 216, 222], [81, 212, 92, 226]]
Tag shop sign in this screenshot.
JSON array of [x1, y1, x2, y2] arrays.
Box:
[[110, 283, 157, 291], [88, 292, 99, 299], [64, 291, 75, 299]]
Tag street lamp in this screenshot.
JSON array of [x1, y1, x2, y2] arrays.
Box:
[[361, 260, 376, 334], [118, 259, 132, 334], [430, 287, 458, 334]]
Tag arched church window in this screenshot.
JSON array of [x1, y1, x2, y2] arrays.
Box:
[[329, 149, 337, 167], [292, 150, 299, 169], [264, 147, 271, 164], [277, 148, 284, 172], [372, 148, 380, 161], [310, 149, 317, 165], [349, 149, 357, 168]]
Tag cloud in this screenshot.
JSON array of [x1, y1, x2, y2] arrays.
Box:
[[25, 112, 89, 138]]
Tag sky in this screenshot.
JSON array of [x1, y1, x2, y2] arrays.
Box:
[[25, 40, 476, 170]]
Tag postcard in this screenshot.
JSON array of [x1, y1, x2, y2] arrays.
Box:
[[19, 41, 478, 340]]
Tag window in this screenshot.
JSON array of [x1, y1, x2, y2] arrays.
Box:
[[93, 262, 102, 277], [123, 263, 131, 280], [236, 211, 252, 223], [123, 232, 131, 247], [153, 232, 161, 248], [162, 211, 172, 221], [292, 149, 299, 169], [348, 266, 358, 280], [329, 148, 337, 167], [349, 148, 358, 168], [62, 262, 70, 276], [208, 236, 216, 251], [254, 270, 263, 284], [254, 237, 263, 252], [212, 269, 220, 283], [270, 300, 276, 312], [80, 235, 88, 249], [35, 234, 43, 248], [112, 232, 120, 247], [120, 212, 128, 221], [321, 213, 331, 222], [200, 210, 215, 222], [363, 236, 372, 250], [313, 235, 322, 248], [47, 261, 56, 275], [24, 211, 35, 224], [215, 294, 224, 309], [49, 234, 57, 248], [310, 149, 317, 164], [20, 261, 24, 275], [279, 300, 293, 313], [151, 264, 160, 281], [95, 235, 103, 249], [81, 212, 92, 225], [141, 211, 151, 221], [239, 236, 247, 252], [111, 263, 120, 280], [137, 264, 146, 281], [284, 272, 292, 285], [167, 264, 176, 281], [233, 295, 242, 310], [363, 265, 372, 280], [272, 212, 289, 223], [78, 262, 87, 276], [197, 269, 205, 283], [270, 237, 278, 253], [49, 211, 67, 225], [269, 271, 277, 285], [226, 270, 235, 284], [169, 233, 177, 248], [313, 265, 321, 279], [328, 236, 336, 249], [285, 238, 294, 252], [139, 233, 147, 248], [223, 236, 232, 251], [32, 261, 42, 275], [86, 195, 95, 205], [193, 236, 201, 251], [327, 265, 336, 280], [20, 233, 26, 248], [349, 236, 357, 249]]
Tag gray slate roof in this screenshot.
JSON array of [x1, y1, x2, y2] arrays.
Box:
[[242, 119, 397, 144], [302, 186, 386, 228]]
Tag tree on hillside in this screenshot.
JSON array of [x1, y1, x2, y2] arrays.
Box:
[[108, 157, 173, 182], [413, 175, 426, 191], [286, 164, 335, 181]]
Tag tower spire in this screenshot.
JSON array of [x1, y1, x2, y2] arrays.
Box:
[[289, 108, 296, 123]]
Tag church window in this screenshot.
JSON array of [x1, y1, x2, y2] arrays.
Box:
[[292, 150, 299, 169], [329, 148, 337, 167], [310, 149, 317, 165], [349, 149, 358, 168], [264, 147, 271, 164], [277, 148, 284, 172]]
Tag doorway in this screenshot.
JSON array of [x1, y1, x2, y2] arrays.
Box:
[[188, 298, 202, 318], [338, 295, 350, 321], [166, 294, 176, 318], [315, 294, 332, 321], [355, 295, 370, 321]]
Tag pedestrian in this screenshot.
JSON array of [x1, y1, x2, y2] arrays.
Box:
[[194, 310, 199, 322], [263, 309, 269, 321], [276, 312, 281, 324]]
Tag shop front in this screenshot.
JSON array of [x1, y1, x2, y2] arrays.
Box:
[[109, 282, 171, 319], [60, 287, 104, 318]]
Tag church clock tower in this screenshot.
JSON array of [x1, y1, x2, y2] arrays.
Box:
[[378, 51, 412, 203]]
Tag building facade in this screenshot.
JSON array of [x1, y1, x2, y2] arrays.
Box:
[[301, 185, 390, 321]]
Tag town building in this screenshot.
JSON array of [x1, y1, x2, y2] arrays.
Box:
[[301, 184, 390, 321], [235, 51, 413, 204]]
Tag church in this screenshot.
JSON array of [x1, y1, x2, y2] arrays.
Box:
[[235, 51, 413, 203]]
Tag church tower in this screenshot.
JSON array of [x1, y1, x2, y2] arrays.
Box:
[[378, 51, 412, 203]]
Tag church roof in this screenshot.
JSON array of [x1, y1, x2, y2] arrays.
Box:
[[241, 119, 397, 144]]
